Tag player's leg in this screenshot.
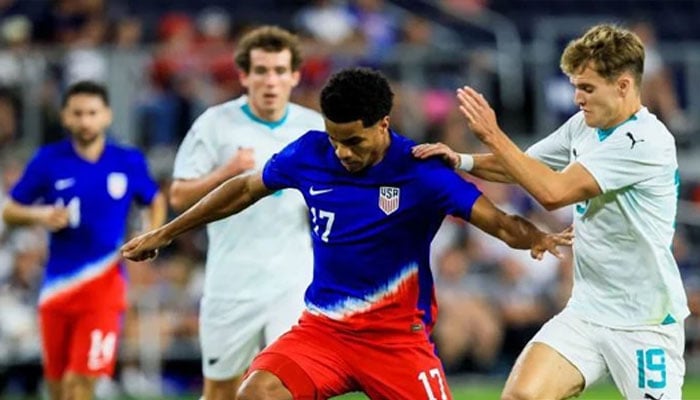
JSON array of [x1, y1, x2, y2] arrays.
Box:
[[603, 322, 685, 399], [238, 313, 358, 399], [39, 308, 71, 400], [64, 308, 123, 400], [200, 297, 267, 400], [501, 310, 605, 400], [350, 331, 452, 400], [62, 371, 97, 400]]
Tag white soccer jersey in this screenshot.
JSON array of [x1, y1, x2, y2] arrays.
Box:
[[526, 107, 689, 327], [173, 96, 324, 300]]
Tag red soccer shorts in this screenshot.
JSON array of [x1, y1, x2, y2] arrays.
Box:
[[39, 307, 123, 380], [248, 312, 453, 400]]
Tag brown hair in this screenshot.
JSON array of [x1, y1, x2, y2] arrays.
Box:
[[560, 24, 645, 87], [234, 25, 302, 73]]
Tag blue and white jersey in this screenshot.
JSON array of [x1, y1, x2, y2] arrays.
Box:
[[10, 139, 159, 311], [527, 107, 689, 327], [262, 130, 482, 332]]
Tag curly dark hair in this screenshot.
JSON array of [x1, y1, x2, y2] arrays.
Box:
[[320, 67, 394, 127]]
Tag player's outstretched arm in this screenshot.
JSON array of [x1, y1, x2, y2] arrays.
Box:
[[121, 171, 273, 261], [457, 86, 602, 209], [412, 142, 514, 183], [2, 199, 70, 231], [469, 195, 573, 260]]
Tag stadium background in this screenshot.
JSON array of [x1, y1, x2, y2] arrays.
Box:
[[0, 0, 699, 398]]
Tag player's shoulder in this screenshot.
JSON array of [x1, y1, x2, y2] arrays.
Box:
[[105, 140, 148, 164], [189, 96, 246, 132], [287, 102, 323, 119], [35, 139, 73, 158], [285, 102, 324, 129], [626, 107, 675, 145]]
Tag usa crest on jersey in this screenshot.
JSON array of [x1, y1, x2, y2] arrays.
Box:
[[379, 186, 400, 215], [107, 172, 128, 200]]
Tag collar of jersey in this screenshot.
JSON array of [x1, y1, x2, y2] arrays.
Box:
[[241, 103, 289, 129], [596, 113, 638, 142]]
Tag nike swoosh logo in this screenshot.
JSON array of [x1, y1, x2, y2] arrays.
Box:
[[309, 187, 333, 196], [54, 178, 76, 190]]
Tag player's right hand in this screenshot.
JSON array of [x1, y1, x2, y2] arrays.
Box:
[[224, 147, 256, 176], [120, 229, 171, 262], [411, 142, 460, 169], [39, 206, 71, 231]]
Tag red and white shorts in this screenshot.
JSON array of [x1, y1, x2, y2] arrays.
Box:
[[248, 312, 452, 399], [39, 307, 123, 380]]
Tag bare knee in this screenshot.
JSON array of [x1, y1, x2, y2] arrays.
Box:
[[237, 371, 291, 400], [204, 376, 242, 400], [501, 385, 539, 400]]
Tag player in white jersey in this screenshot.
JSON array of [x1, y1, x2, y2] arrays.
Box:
[[413, 24, 688, 399], [169, 26, 324, 400]]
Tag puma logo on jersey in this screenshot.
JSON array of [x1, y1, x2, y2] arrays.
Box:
[[626, 132, 645, 149], [309, 186, 333, 196]]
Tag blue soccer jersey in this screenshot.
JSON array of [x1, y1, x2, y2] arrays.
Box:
[[262, 130, 482, 332], [10, 139, 159, 311]]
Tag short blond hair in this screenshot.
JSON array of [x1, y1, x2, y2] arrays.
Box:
[[560, 24, 645, 87]]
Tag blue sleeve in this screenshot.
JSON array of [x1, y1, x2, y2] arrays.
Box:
[[419, 161, 482, 221], [261, 137, 304, 191], [128, 150, 159, 205], [10, 149, 49, 205]]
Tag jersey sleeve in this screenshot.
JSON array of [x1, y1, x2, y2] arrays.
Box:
[[172, 112, 219, 179], [525, 113, 579, 171], [577, 129, 670, 193], [10, 149, 49, 205], [261, 136, 306, 191], [419, 161, 482, 221], [128, 150, 160, 205]]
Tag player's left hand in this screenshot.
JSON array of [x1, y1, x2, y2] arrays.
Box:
[[530, 225, 574, 260], [457, 86, 501, 143], [120, 228, 171, 262], [411, 142, 460, 169]]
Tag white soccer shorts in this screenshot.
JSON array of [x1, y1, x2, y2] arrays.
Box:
[[198, 286, 307, 380], [531, 308, 685, 399]]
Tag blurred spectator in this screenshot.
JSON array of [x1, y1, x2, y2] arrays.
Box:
[[348, 0, 402, 65], [631, 19, 695, 139], [432, 234, 503, 374], [112, 15, 143, 49], [295, 0, 357, 47], [136, 12, 202, 149], [0, 226, 45, 398]]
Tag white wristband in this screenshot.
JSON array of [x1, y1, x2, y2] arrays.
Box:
[[458, 153, 474, 171]]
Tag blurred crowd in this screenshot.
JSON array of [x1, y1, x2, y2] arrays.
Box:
[[1, 0, 700, 397]]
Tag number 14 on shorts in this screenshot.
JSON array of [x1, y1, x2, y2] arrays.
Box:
[[418, 368, 448, 400], [636, 348, 666, 389]]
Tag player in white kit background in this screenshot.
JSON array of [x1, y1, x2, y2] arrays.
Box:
[[168, 26, 324, 400], [413, 24, 688, 400]]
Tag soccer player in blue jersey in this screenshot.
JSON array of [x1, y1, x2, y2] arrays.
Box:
[[121, 67, 572, 399], [413, 24, 687, 400], [2, 81, 167, 400]]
